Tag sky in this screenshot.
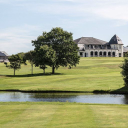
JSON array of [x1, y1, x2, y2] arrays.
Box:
[[0, 0, 128, 55]]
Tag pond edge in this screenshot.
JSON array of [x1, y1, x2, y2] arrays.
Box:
[[0, 89, 128, 94]]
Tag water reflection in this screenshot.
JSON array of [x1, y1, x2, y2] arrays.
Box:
[[0, 92, 128, 104], [123, 95, 128, 104]]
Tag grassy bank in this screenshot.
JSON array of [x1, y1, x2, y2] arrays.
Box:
[[0, 102, 128, 128], [0, 57, 126, 92]]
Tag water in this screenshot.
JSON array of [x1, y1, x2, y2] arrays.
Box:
[[0, 92, 128, 104]]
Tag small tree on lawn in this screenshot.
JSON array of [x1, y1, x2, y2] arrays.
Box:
[[34, 45, 56, 74], [121, 58, 128, 86], [24, 51, 35, 75], [8, 54, 21, 76], [32, 27, 80, 74], [4, 62, 8, 67]]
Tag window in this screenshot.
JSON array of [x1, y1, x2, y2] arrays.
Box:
[[80, 52, 83, 57], [99, 51, 102, 56], [86, 45, 89, 49], [91, 51, 93, 57], [103, 52, 106, 56], [108, 52, 111, 56], [95, 45, 98, 49], [85, 53, 87, 57], [95, 51, 98, 56], [112, 52, 115, 56]]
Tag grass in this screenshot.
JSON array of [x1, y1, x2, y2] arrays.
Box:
[[0, 57, 125, 92], [0, 102, 128, 128], [0, 58, 128, 128]]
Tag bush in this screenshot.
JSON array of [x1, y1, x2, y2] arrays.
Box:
[[121, 58, 128, 86]]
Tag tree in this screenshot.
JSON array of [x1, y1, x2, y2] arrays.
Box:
[[24, 51, 35, 74], [32, 27, 80, 74], [8, 54, 21, 76], [124, 52, 128, 57], [39, 65, 47, 74], [34, 45, 56, 74], [17, 52, 26, 64], [4, 62, 8, 67], [121, 58, 128, 86]]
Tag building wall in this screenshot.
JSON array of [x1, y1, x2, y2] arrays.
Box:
[[110, 44, 123, 57], [78, 43, 124, 57], [78, 44, 84, 48], [79, 49, 119, 57], [0, 56, 8, 62]]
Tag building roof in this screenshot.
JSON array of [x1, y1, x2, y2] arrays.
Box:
[[74, 37, 107, 45], [123, 47, 128, 53], [0, 51, 9, 56], [109, 35, 123, 45]]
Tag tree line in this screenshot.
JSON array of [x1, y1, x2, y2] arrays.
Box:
[[6, 27, 80, 76]]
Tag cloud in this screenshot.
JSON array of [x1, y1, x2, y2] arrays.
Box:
[[0, 0, 7, 3], [13, 0, 127, 23], [0, 25, 40, 55], [91, 5, 128, 21], [1, 0, 128, 22], [114, 21, 128, 27]]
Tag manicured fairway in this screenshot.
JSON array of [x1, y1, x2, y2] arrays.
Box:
[[0, 57, 125, 92], [0, 102, 128, 128]]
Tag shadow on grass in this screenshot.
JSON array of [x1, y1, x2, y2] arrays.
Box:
[[111, 86, 128, 94], [93, 86, 128, 94], [2, 73, 64, 77]]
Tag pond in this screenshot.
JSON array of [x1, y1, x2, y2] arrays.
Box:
[[0, 92, 128, 104]]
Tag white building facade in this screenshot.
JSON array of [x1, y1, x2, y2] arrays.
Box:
[[74, 35, 124, 57], [0, 51, 9, 62]]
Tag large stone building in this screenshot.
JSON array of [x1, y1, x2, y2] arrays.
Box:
[[0, 51, 9, 62], [74, 35, 125, 57]]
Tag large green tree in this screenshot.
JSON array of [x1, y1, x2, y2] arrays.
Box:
[[34, 45, 56, 74], [32, 27, 80, 74], [8, 54, 21, 76]]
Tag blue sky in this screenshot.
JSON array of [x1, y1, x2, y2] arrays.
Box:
[[0, 0, 128, 55]]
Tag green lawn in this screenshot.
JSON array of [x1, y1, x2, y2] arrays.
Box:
[[0, 57, 125, 92], [0, 102, 128, 128], [0, 58, 128, 128]]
